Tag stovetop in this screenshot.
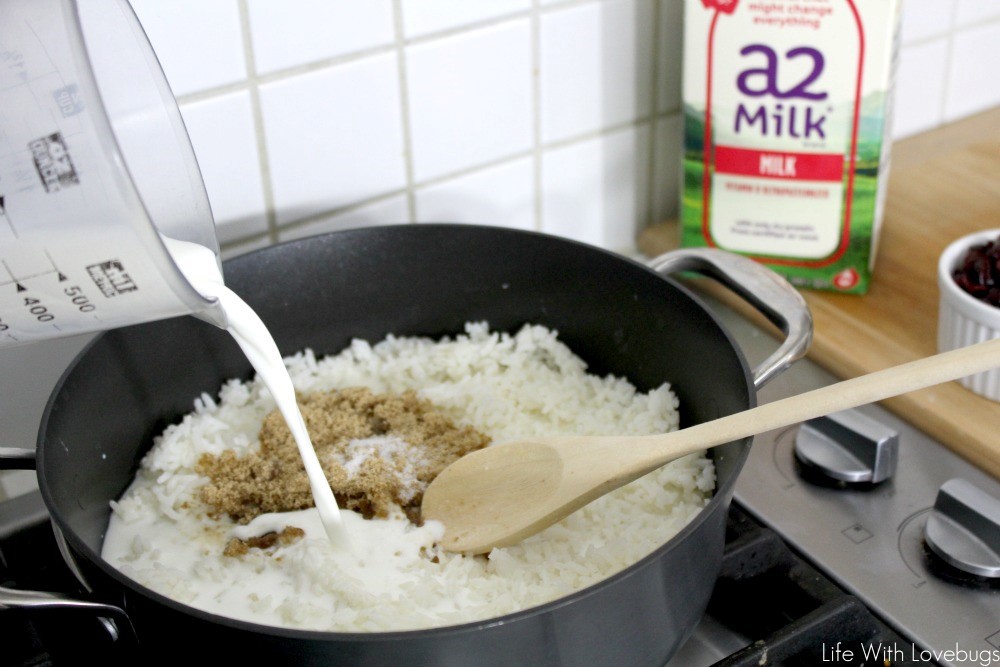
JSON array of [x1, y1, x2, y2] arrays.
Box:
[[711, 296, 1000, 666]]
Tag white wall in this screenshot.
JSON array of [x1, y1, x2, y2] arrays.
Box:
[[128, 0, 1000, 257]]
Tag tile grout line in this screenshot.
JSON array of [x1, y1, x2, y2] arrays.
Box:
[[260, 108, 685, 242], [188, 3, 617, 236], [645, 0, 663, 230], [392, 0, 419, 223], [898, 13, 1000, 51], [931, 3, 1000, 125], [936, 3, 960, 126], [236, 0, 280, 244], [221, 233, 270, 258], [226, 107, 683, 249], [154, 3, 1000, 256], [265, 190, 413, 238], [176, 11, 545, 106], [542, 111, 679, 151], [201, 0, 686, 247], [175, 80, 252, 106], [531, 0, 544, 233]]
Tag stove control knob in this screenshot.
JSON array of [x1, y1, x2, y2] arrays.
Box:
[[793, 409, 898, 484], [924, 478, 1000, 579]]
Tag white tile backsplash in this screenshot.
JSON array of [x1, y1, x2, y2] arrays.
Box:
[[246, 0, 395, 75], [278, 195, 411, 242], [540, 0, 655, 143], [955, 0, 1000, 27], [121, 0, 998, 256], [542, 124, 650, 250], [259, 54, 407, 226], [130, 0, 246, 96], [415, 157, 535, 230], [657, 0, 684, 114], [406, 20, 533, 181], [899, 0, 955, 44], [944, 21, 1000, 121], [401, 0, 531, 39], [180, 91, 268, 243], [892, 40, 949, 138], [542, 139, 605, 247]]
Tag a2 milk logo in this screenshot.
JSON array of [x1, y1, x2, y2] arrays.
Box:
[[29, 132, 79, 193]]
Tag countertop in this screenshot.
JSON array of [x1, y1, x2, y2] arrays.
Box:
[[640, 106, 1000, 479]]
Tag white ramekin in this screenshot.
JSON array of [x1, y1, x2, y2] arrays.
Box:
[[938, 228, 1000, 401]]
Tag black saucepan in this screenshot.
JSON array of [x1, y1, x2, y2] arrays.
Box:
[[5, 224, 811, 665]]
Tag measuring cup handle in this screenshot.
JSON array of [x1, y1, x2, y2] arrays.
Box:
[[647, 247, 814, 389]]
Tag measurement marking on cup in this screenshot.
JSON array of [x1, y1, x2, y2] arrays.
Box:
[[0, 257, 59, 289], [0, 195, 18, 238], [29, 132, 79, 193], [52, 84, 83, 117], [87, 260, 137, 297], [22, 295, 54, 322], [0, 46, 27, 82], [43, 249, 67, 282]]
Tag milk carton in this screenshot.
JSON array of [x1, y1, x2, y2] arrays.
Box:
[[681, 0, 902, 293]]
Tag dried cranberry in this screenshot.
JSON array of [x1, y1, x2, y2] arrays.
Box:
[[952, 233, 1000, 307]]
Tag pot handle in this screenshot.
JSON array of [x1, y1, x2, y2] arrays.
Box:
[[0, 447, 36, 470], [0, 583, 138, 656], [647, 247, 813, 389], [0, 584, 130, 625], [0, 451, 138, 652]]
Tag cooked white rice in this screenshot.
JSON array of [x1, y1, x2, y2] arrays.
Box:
[[101, 323, 715, 632]]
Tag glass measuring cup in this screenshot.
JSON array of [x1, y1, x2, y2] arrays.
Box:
[[0, 0, 226, 348]]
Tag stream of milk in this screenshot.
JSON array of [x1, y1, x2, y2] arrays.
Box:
[[161, 237, 347, 546]]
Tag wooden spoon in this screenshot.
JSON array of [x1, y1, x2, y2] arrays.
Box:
[[422, 337, 1000, 554]]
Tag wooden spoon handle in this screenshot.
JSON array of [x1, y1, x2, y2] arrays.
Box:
[[639, 337, 1000, 467]]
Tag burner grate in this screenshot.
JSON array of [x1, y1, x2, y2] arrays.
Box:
[[708, 504, 927, 667], [0, 501, 123, 667]]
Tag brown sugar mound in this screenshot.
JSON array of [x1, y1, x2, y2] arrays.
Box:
[[197, 387, 490, 525]]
